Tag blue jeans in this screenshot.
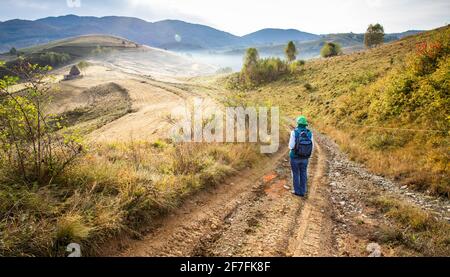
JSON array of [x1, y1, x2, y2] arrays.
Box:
[[290, 158, 309, 196]]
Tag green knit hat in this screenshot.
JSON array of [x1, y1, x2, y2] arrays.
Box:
[[297, 116, 308, 126]]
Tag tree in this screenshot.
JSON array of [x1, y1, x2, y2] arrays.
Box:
[[241, 48, 260, 85], [364, 23, 385, 48], [9, 47, 17, 55], [320, 42, 342, 58], [0, 60, 83, 185], [285, 41, 297, 62], [243, 48, 259, 68]]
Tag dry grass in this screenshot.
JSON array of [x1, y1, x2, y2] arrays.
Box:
[[0, 139, 261, 256], [372, 196, 450, 256]]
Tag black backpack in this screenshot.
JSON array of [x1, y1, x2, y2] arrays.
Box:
[[294, 129, 313, 158]]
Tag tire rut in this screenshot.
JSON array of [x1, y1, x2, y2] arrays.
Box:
[[116, 148, 289, 256], [115, 131, 337, 257], [287, 138, 336, 256]]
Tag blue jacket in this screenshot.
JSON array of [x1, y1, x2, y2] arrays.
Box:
[[289, 126, 313, 159]]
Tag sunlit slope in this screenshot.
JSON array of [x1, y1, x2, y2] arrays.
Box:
[[227, 25, 450, 196], [1, 35, 215, 77]]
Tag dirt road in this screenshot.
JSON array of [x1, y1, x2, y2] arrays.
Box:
[[111, 131, 336, 257], [105, 128, 449, 257]]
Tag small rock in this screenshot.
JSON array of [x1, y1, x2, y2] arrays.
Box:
[[366, 243, 381, 257], [400, 185, 407, 190], [339, 201, 346, 206]]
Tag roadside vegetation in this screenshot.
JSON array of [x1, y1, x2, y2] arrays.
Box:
[[372, 196, 449, 256], [0, 139, 259, 256], [224, 25, 449, 198]]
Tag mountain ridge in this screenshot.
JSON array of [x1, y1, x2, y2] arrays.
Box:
[[0, 14, 423, 52]]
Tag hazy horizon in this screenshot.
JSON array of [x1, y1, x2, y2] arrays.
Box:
[[1, 0, 449, 36]]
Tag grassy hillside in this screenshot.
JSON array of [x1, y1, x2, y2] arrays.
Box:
[[224, 25, 449, 197], [0, 35, 140, 78]]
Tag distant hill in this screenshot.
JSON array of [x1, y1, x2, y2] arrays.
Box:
[[241, 28, 319, 45], [0, 15, 240, 52], [0, 14, 423, 53]]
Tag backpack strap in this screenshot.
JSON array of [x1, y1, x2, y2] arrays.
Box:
[[294, 128, 300, 138]]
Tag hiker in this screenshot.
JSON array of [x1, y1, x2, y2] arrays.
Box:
[[287, 116, 313, 197]]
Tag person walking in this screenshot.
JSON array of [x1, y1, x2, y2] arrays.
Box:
[[287, 116, 313, 197]]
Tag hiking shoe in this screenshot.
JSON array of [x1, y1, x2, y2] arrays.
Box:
[[291, 191, 305, 197]]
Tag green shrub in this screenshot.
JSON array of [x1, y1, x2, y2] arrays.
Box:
[[369, 32, 450, 130], [0, 61, 83, 185], [289, 60, 305, 73], [152, 139, 167, 149], [320, 42, 342, 58], [77, 60, 91, 70], [35, 52, 71, 66]]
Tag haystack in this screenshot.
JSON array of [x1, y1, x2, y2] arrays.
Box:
[[69, 65, 81, 76], [63, 65, 82, 81]]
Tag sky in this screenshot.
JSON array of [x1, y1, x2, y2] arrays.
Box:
[[1, 0, 449, 35]]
